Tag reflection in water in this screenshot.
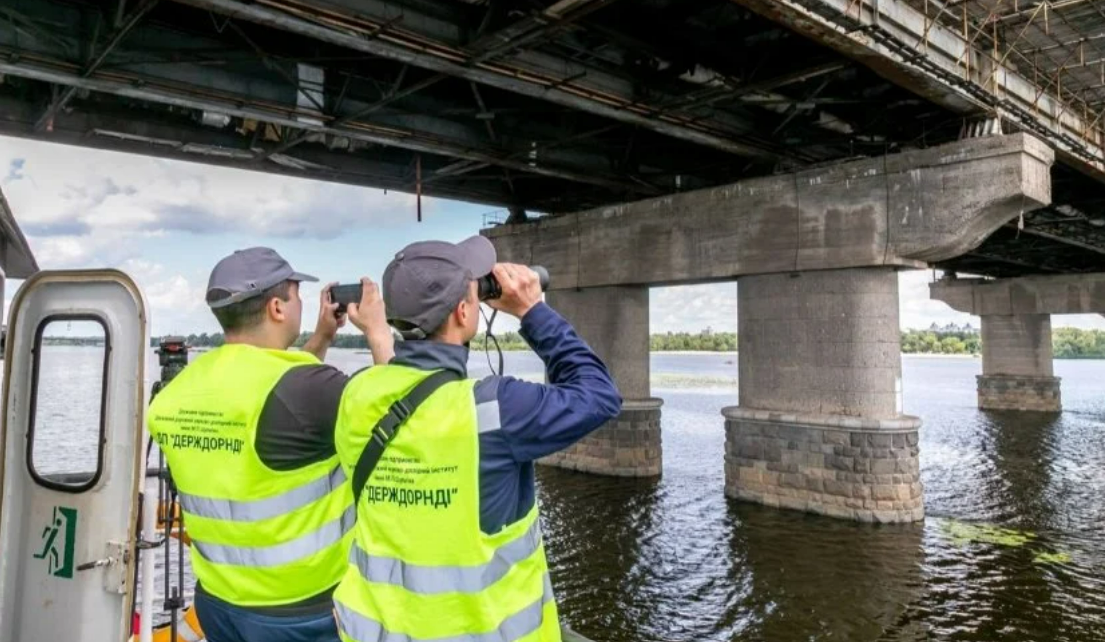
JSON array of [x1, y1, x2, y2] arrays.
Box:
[[540, 469, 662, 638], [727, 504, 924, 641], [905, 405, 1105, 642], [980, 410, 1061, 528]]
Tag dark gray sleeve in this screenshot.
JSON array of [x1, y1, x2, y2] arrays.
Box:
[[255, 365, 349, 471]]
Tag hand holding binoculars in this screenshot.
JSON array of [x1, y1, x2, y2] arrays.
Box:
[[329, 266, 549, 314]]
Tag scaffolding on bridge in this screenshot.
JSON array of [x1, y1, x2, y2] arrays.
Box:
[[904, 0, 1105, 149]]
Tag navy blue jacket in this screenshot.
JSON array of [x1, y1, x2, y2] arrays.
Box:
[[389, 301, 623, 533]]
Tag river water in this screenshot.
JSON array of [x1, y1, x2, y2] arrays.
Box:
[[28, 346, 1105, 641]]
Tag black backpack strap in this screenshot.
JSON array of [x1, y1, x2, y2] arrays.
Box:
[[351, 369, 462, 505]]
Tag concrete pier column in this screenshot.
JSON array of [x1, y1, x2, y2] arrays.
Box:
[[978, 314, 1061, 412], [724, 267, 923, 523], [539, 286, 662, 477]]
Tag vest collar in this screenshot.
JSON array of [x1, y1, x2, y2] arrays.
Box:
[[392, 340, 468, 377], [211, 343, 320, 364]]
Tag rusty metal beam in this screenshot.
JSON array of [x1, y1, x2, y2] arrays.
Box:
[[417, 124, 621, 190], [464, 0, 621, 63], [254, 72, 448, 162], [35, 0, 159, 131], [1007, 222, 1105, 257], [657, 61, 850, 116], [962, 251, 1065, 273], [249, 1, 615, 163], [995, 0, 1093, 23], [0, 55, 656, 194], [729, 0, 1105, 181], [170, 0, 784, 159]]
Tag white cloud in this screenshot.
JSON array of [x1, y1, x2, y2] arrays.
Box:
[[0, 135, 446, 335], [0, 135, 434, 249], [898, 269, 972, 330], [1045, 313, 1105, 329], [1, 265, 214, 337], [120, 266, 213, 337], [650, 283, 737, 333]]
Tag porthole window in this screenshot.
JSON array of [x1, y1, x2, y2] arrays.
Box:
[[27, 316, 110, 492]]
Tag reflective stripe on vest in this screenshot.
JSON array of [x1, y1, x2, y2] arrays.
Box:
[[349, 518, 541, 595], [336, 574, 555, 642], [179, 465, 347, 522], [193, 504, 356, 567]]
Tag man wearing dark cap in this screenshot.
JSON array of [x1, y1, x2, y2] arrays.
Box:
[[148, 247, 394, 642], [332, 236, 622, 642]]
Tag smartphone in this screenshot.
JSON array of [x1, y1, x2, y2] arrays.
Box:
[[330, 284, 362, 314]]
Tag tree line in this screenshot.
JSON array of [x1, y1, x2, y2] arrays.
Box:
[[899, 328, 1105, 358], [148, 328, 1105, 357]]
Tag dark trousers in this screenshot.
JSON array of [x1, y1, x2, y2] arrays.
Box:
[[194, 589, 341, 642]]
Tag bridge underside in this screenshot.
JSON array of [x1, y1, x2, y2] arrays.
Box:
[[1, 0, 1104, 275]]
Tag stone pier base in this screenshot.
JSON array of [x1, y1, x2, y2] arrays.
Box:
[[539, 399, 662, 477], [977, 375, 1061, 412], [724, 408, 923, 523]]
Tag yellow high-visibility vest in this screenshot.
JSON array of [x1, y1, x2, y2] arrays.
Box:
[[148, 344, 354, 606], [333, 364, 560, 642]]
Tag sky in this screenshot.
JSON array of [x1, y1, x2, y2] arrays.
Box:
[[1, 134, 1102, 337]]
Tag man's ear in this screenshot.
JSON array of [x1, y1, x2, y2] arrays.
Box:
[[268, 297, 287, 323]]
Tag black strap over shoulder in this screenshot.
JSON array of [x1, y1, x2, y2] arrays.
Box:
[[351, 369, 462, 505]]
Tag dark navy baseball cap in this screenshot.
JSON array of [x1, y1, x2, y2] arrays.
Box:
[[382, 236, 496, 335], [206, 247, 318, 309]]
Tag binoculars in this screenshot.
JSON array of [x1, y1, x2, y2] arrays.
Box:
[[478, 266, 549, 301], [330, 266, 549, 313]]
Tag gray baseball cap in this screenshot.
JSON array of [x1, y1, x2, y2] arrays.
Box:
[[382, 235, 496, 335], [206, 247, 318, 309]]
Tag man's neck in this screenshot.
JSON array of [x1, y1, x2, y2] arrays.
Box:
[[224, 331, 288, 351], [430, 324, 470, 346], [393, 338, 469, 377]]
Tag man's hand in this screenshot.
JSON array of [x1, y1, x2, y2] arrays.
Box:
[[301, 283, 345, 361], [485, 263, 542, 319], [316, 282, 345, 339], [348, 277, 395, 365]]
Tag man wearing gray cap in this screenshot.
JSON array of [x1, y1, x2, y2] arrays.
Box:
[[148, 247, 394, 642], [332, 236, 622, 642]]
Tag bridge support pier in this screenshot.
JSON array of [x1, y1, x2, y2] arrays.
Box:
[[927, 274, 1105, 413], [724, 268, 924, 523], [977, 314, 1061, 412], [488, 134, 1055, 519], [538, 286, 662, 477]]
